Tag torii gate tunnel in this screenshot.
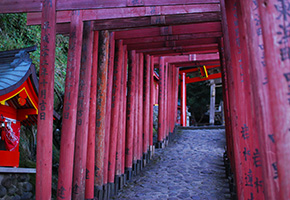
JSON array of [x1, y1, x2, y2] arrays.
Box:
[[1, 0, 290, 199]]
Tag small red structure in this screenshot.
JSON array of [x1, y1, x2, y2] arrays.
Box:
[[0, 46, 38, 167]]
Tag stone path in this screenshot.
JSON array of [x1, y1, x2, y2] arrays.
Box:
[[114, 128, 231, 200]]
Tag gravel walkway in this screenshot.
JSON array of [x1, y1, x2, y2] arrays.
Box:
[[114, 128, 231, 200]]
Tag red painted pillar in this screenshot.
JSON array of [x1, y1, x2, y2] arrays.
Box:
[[137, 53, 144, 170], [133, 53, 139, 174], [36, 0, 56, 199], [225, 1, 264, 199], [181, 72, 187, 127], [85, 31, 99, 200], [108, 40, 124, 195], [72, 21, 94, 200], [239, 1, 279, 199], [143, 55, 151, 163], [175, 67, 179, 125], [95, 30, 109, 199], [149, 56, 155, 157], [218, 38, 235, 169], [116, 44, 127, 190], [57, 11, 83, 200], [121, 46, 128, 179], [125, 50, 137, 181], [257, 0, 290, 199], [157, 57, 165, 148], [103, 31, 115, 198], [220, 0, 238, 179], [164, 63, 168, 142]]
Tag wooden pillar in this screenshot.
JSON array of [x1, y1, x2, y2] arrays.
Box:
[[149, 56, 155, 157], [209, 80, 216, 125], [157, 57, 165, 147], [72, 21, 94, 200], [143, 55, 151, 162], [36, 0, 56, 199], [125, 50, 137, 181], [57, 11, 83, 200], [225, 0, 264, 199], [137, 53, 144, 170], [133, 53, 139, 174], [257, 0, 290, 199], [121, 46, 128, 179], [164, 63, 169, 141], [238, 1, 279, 199], [103, 31, 115, 198], [175, 67, 179, 125], [116, 44, 127, 190], [218, 38, 235, 170], [85, 31, 99, 200], [94, 30, 109, 198], [181, 72, 187, 127], [108, 40, 124, 195]]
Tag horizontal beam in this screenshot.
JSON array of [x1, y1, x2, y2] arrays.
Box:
[[0, 0, 220, 13], [27, 4, 220, 25], [185, 73, 221, 84], [154, 53, 219, 64], [123, 32, 222, 45], [115, 22, 221, 39], [175, 59, 220, 67], [137, 43, 218, 53], [179, 65, 220, 74], [93, 12, 221, 30], [127, 38, 218, 50], [147, 49, 219, 56]]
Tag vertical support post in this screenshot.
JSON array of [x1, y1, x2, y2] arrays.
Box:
[[103, 31, 115, 199], [164, 62, 168, 143], [125, 50, 137, 181], [143, 55, 151, 164], [57, 11, 83, 200], [238, 1, 279, 199], [175, 67, 179, 126], [137, 53, 144, 170], [36, 0, 56, 199], [149, 56, 155, 157], [121, 46, 128, 181], [157, 57, 165, 148], [85, 31, 99, 200], [133, 53, 139, 175], [108, 40, 124, 195], [95, 30, 109, 199], [72, 21, 94, 200], [209, 80, 216, 125], [181, 72, 187, 127], [257, 0, 290, 199], [116, 44, 127, 191]]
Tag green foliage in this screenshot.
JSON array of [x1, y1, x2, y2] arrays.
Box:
[[185, 81, 223, 123]]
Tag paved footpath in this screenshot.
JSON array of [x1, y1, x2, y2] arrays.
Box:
[[114, 128, 231, 200]]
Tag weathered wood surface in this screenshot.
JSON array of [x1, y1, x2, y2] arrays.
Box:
[[1, 0, 220, 13], [26, 4, 220, 25]]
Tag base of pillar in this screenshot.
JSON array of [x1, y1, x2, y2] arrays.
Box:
[[108, 182, 115, 198], [120, 174, 125, 189], [125, 167, 132, 181], [123, 173, 127, 186], [94, 185, 103, 200], [137, 159, 142, 173], [114, 175, 121, 194], [143, 153, 148, 167], [102, 184, 108, 200], [132, 161, 137, 176]]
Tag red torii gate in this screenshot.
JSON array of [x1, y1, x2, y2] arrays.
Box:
[[1, 0, 290, 200]]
